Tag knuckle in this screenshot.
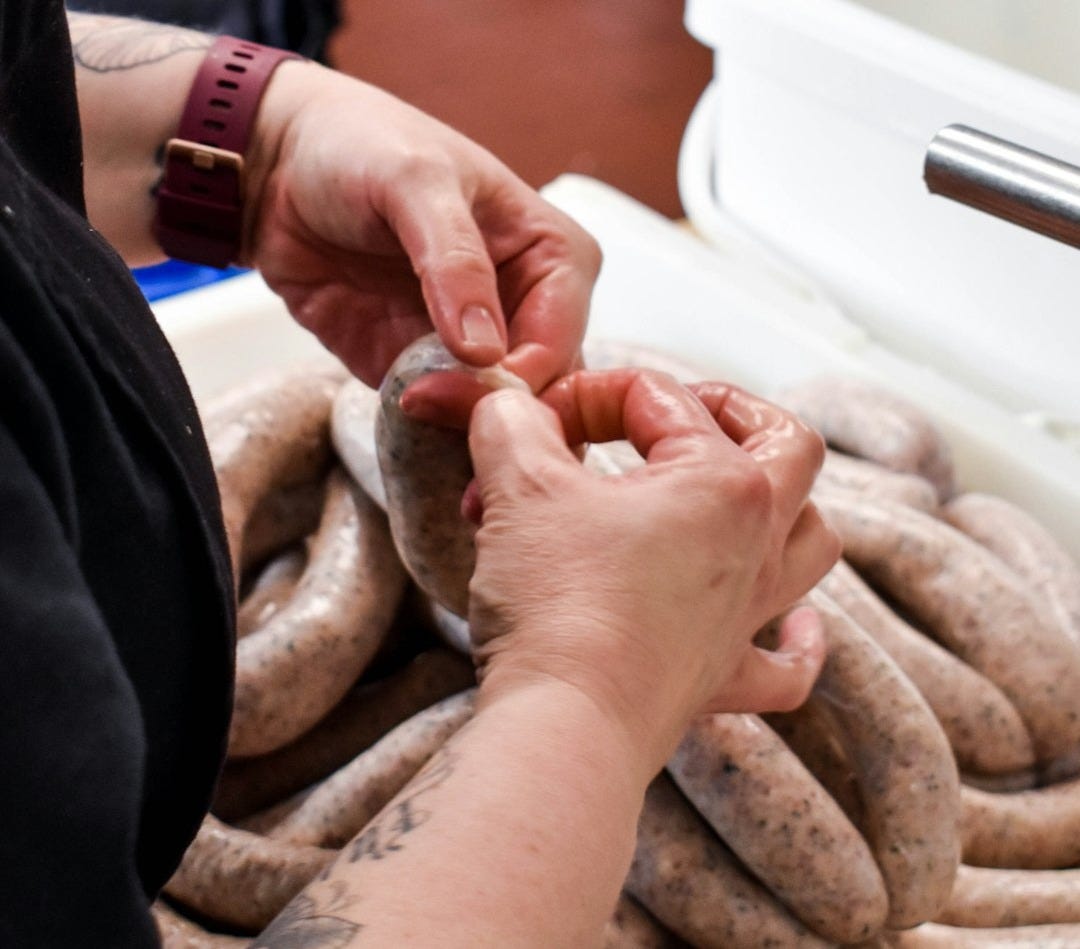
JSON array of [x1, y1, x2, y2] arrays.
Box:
[[797, 419, 828, 469], [425, 243, 492, 278], [578, 231, 603, 278], [730, 461, 774, 515], [392, 145, 456, 186]]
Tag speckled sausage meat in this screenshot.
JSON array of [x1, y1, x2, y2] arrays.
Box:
[[239, 479, 325, 580], [151, 902, 249, 948], [818, 559, 1035, 776], [960, 776, 1080, 869], [164, 814, 334, 933], [762, 699, 866, 829], [428, 599, 473, 654], [777, 374, 956, 501], [806, 588, 961, 929], [376, 333, 527, 618], [601, 893, 689, 949], [942, 491, 1080, 646], [817, 494, 1080, 765], [237, 544, 307, 640], [935, 864, 1080, 927], [205, 364, 344, 577], [875, 922, 1080, 947], [213, 648, 475, 822], [229, 468, 408, 757], [267, 689, 476, 848], [331, 377, 387, 511], [667, 712, 888, 943], [625, 775, 832, 949], [815, 450, 938, 512]]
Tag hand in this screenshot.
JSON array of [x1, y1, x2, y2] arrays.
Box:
[[465, 369, 840, 771], [246, 62, 600, 390]]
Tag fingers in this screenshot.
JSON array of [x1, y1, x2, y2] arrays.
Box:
[[541, 369, 726, 464], [383, 180, 508, 366], [399, 371, 493, 430], [775, 503, 843, 605], [691, 381, 826, 526], [468, 388, 579, 500], [707, 606, 827, 714], [382, 176, 595, 390], [498, 242, 599, 391]]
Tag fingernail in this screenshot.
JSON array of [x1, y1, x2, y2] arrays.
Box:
[[461, 305, 503, 351], [399, 387, 441, 424]]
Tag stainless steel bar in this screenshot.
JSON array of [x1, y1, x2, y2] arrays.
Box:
[[924, 124, 1080, 250]]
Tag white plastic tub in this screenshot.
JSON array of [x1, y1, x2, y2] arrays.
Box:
[[683, 0, 1080, 434]]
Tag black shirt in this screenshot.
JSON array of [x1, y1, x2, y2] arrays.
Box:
[[0, 3, 234, 945]]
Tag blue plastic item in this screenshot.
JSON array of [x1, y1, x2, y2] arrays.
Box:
[[133, 259, 248, 302]]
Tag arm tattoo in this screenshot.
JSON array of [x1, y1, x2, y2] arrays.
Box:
[[254, 749, 458, 945], [67, 13, 212, 73], [345, 746, 457, 864], [253, 883, 361, 949]]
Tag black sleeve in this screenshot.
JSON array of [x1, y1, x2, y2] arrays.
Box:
[[0, 421, 159, 948]]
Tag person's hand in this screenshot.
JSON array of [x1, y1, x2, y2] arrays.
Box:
[[464, 369, 841, 773], [245, 61, 599, 390]]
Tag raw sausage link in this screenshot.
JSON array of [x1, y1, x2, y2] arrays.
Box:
[[875, 922, 1080, 947], [214, 648, 475, 822], [332, 377, 387, 511], [817, 494, 1080, 765], [239, 479, 325, 581], [428, 599, 472, 655], [776, 374, 956, 501], [376, 334, 526, 617], [229, 468, 408, 757], [625, 775, 831, 949], [601, 892, 689, 949], [960, 777, 1080, 869], [818, 558, 1035, 775], [942, 491, 1080, 646], [763, 699, 866, 830], [152, 902, 249, 948], [667, 712, 887, 943], [206, 364, 344, 577], [236, 544, 307, 640], [815, 450, 938, 512], [960, 769, 1038, 793], [806, 588, 961, 929], [935, 864, 1080, 927], [164, 814, 334, 933], [267, 689, 476, 848]]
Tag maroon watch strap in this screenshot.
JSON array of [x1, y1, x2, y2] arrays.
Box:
[[153, 36, 303, 268]]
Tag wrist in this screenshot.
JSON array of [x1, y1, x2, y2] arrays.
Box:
[[476, 657, 693, 782], [152, 37, 309, 267], [238, 56, 327, 264]]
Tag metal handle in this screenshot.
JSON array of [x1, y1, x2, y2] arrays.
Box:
[[924, 124, 1080, 250]]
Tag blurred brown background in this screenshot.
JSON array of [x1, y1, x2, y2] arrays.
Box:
[[327, 0, 714, 218]]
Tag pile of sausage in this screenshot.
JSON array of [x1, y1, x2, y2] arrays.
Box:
[[153, 337, 1080, 948]]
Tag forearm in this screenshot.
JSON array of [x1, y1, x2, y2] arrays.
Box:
[[256, 681, 653, 948], [68, 12, 331, 269], [66, 12, 213, 265]]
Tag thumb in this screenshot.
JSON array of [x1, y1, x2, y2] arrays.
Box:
[[706, 606, 827, 714], [469, 388, 578, 502]]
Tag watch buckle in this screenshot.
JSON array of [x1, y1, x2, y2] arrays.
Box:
[[164, 138, 245, 189]]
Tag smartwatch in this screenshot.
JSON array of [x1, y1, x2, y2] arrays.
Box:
[[153, 36, 303, 268]]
